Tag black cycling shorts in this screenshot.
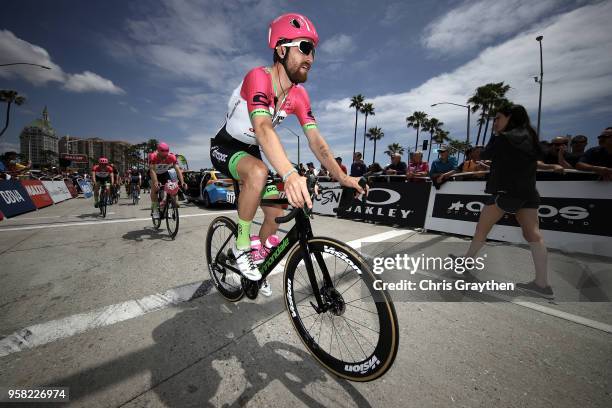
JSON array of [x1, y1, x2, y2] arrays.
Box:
[[210, 125, 262, 181], [484, 194, 540, 210]]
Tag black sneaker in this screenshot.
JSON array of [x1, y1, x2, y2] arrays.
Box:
[[94, 202, 99, 208], [516, 281, 554, 299]]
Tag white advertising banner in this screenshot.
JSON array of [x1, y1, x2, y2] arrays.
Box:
[[312, 182, 341, 216], [424, 180, 612, 256], [41, 181, 73, 203]]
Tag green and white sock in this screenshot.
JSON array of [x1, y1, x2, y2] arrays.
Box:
[[236, 218, 252, 250]]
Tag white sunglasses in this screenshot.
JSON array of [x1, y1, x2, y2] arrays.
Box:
[[282, 40, 316, 57]]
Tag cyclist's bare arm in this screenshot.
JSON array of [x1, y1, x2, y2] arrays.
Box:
[[91, 171, 97, 185], [173, 163, 186, 187], [305, 127, 366, 194], [252, 115, 312, 208], [110, 173, 115, 186], [149, 165, 159, 185]]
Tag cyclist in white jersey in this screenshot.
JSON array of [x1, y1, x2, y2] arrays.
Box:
[[210, 13, 366, 295]]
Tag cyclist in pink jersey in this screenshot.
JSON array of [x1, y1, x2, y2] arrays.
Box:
[[150, 142, 187, 219], [210, 13, 366, 294]]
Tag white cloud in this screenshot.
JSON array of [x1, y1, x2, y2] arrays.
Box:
[[422, 0, 566, 55], [0, 30, 123, 94], [319, 34, 356, 61], [0, 141, 20, 153], [315, 1, 612, 146], [63, 71, 125, 94], [111, 0, 283, 91]]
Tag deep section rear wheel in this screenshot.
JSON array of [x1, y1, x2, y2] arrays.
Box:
[[205, 216, 244, 301], [283, 237, 398, 382]]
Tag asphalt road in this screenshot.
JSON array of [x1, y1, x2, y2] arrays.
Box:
[[0, 193, 610, 407]]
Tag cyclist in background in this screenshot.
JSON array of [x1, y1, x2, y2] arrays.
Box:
[[92, 157, 115, 208], [129, 166, 141, 199], [150, 142, 187, 219]]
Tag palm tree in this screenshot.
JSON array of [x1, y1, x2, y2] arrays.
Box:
[[406, 111, 428, 152], [448, 138, 469, 161], [421, 118, 444, 161], [366, 126, 384, 164], [349, 94, 365, 158], [360, 103, 375, 162], [0, 90, 27, 138], [384, 143, 405, 158], [145, 139, 159, 153], [468, 82, 511, 145]]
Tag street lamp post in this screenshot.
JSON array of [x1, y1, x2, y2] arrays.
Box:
[[535, 35, 544, 138], [281, 127, 301, 166], [431, 102, 471, 145]]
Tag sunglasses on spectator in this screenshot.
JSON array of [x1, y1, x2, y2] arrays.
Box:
[[283, 40, 315, 57], [571, 140, 587, 144]]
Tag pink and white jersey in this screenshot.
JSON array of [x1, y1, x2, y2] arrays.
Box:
[[223, 66, 317, 144], [92, 164, 113, 178], [149, 152, 177, 174]]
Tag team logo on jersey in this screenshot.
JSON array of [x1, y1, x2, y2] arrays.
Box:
[[252, 92, 269, 106], [307, 110, 315, 120]]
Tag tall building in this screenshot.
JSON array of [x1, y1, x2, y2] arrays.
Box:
[[58, 136, 132, 174], [19, 106, 59, 168]]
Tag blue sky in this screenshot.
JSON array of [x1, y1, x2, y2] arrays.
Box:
[[1, 0, 611, 170]]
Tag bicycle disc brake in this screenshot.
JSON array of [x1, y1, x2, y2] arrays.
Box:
[[321, 285, 346, 316]]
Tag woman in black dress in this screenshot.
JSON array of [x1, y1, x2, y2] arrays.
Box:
[[460, 104, 563, 298]]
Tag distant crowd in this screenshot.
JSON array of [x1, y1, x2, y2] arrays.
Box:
[[292, 127, 612, 184]]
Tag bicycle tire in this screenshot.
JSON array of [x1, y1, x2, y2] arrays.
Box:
[[205, 216, 244, 301], [99, 190, 107, 218], [283, 237, 399, 382], [166, 198, 179, 239]]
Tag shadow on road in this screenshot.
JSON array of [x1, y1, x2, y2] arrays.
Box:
[[75, 212, 104, 219], [42, 284, 372, 407], [122, 227, 173, 242]]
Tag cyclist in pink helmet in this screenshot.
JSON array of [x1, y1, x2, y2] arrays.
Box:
[[209, 13, 366, 296], [149, 142, 186, 219]]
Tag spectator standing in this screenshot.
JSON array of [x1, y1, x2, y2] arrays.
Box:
[[384, 153, 407, 175], [429, 145, 457, 182], [350, 152, 367, 177], [406, 151, 429, 178], [567, 134, 588, 167], [542, 136, 574, 169], [576, 129, 612, 180], [317, 165, 330, 178], [331, 157, 347, 181], [305, 162, 318, 176]]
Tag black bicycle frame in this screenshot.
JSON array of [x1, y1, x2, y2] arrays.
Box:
[[214, 198, 335, 310]]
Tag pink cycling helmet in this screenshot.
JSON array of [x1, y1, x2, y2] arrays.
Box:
[[157, 142, 170, 153], [268, 13, 319, 49], [98, 157, 108, 164]]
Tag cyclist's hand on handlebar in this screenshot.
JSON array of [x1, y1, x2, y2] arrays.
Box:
[[339, 175, 368, 195], [285, 173, 312, 209]]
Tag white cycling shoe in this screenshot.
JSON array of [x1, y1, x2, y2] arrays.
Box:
[[232, 246, 262, 281], [260, 280, 272, 297]]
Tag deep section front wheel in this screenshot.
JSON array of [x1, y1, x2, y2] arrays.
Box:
[[283, 237, 399, 382], [205, 216, 244, 301], [166, 198, 179, 239]]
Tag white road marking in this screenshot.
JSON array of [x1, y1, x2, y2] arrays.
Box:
[[0, 281, 213, 358], [511, 301, 612, 333], [0, 229, 411, 357], [0, 211, 237, 232], [414, 268, 612, 334]]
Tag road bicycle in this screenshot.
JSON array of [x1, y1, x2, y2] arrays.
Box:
[[205, 176, 399, 381], [98, 182, 112, 218], [131, 183, 140, 205], [152, 180, 180, 239]]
